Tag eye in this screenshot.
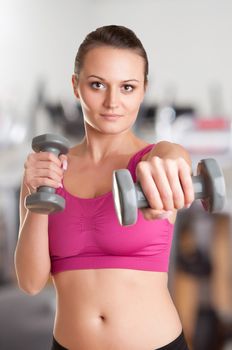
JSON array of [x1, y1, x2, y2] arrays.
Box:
[[122, 84, 134, 92], [90, 81, 105, 90]]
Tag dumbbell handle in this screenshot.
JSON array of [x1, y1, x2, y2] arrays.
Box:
[[135, 175, 206, 209], [37, 146, 60, 195]]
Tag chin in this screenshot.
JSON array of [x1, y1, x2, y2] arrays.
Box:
[[98, 125, 130, 135], [86, 119, 133, 135]]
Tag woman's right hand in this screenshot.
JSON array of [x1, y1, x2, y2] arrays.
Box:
[[23, 152, 67, 194]]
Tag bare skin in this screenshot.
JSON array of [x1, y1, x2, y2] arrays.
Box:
[[53, 270, 182, 350], [15, 46, 194, 349]]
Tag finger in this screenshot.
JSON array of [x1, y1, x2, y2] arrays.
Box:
[[136, 161, 164, 210], [149, 157, 175, 211], [33, 160, 64, 177], [25, 151, 64, 177], [29, 152, 63, 167], [24, 173, 62, 190], [29, 168, 63, 183], [165, 160, 185, 209], [178, 159, 194, 206]]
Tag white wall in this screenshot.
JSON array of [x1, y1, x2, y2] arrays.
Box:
[[1, 0, 232, 117]]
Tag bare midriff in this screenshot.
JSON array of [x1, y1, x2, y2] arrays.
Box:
[[53, 269, 182, 350]]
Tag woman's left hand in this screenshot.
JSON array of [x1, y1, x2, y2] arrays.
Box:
[[135, 142, 195, 222]]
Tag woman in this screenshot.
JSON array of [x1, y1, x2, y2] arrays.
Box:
[[15, 25, 194, 350]]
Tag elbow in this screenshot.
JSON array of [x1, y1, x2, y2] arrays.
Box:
[[14, 255, 50, 296], [17, 280, 44, 296], [21, 286, 42, 296], [15, 270, 49, 296]]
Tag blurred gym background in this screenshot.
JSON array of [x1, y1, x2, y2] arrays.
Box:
[[1, 0, 232, 349]]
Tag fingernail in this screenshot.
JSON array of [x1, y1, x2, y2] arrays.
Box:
[[185, 203, 191, 208], [62, 159, 68, 171], [59, 183, 63, 188]]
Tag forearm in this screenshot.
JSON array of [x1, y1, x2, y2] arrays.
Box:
[[15, 184, 51, 295]]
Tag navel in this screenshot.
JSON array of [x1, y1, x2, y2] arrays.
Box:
[[99, 314, 106, 322]]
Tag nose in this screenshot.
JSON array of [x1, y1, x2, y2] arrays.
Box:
[[103, 87, 119, 109]]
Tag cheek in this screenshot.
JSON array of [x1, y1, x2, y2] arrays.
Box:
[[124, 94, 143, 114], [80, 91, 101, 111]]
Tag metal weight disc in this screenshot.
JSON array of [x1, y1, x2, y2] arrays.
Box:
[[32, 133, 70, 154], [112, 169, 138, 226], [197, 159, 226, 212], [25, 192, 65, 214]]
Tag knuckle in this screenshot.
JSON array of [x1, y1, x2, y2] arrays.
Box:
[[47, 152, 55, 161], [137, 160, 147, 170], [150, 156, 162, 167], [136, 161, 148, 176], [165, 159, 176, 171]]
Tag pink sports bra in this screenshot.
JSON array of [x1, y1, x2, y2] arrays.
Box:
[[48, 144, 174, 274]]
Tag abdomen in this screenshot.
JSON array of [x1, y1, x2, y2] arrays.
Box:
[[53, 269, 182, 350]]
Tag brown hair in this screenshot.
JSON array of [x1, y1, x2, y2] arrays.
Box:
[[74, 25, 149, 84]]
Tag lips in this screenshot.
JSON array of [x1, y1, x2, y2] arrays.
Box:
[[100, 114, 122, 118]]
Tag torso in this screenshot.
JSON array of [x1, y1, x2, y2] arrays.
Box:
[[52, 141, 182, 350]]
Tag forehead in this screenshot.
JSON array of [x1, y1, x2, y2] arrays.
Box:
[[81, 46, 144, 80]]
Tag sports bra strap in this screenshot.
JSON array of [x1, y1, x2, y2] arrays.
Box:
[[127, 144, 154, 181]]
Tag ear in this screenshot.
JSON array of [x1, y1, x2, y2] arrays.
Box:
[[72, 74, 80, 99]]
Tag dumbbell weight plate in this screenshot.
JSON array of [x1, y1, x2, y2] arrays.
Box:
[[196, 159, 225, 213], [31, 133, 70, 154], [113, 170, 138, 226], [25, 192, 65, 214]]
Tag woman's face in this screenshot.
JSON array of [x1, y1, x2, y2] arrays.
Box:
[[72, 46, 147, 135]]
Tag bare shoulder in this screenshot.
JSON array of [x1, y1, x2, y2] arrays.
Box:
[[68, 143, 83, 156]]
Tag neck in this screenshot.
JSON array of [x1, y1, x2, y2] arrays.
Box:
[[77, 126, 142, 164]]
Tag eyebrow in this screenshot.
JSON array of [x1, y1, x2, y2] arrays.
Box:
[[87, 75, 140, 83]]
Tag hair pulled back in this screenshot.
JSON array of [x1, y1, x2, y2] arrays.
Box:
[[74, 25, 148, 84]]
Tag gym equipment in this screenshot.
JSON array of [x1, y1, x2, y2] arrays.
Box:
[[113, 158, 226, 226], [25, 133, 70, 214]]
